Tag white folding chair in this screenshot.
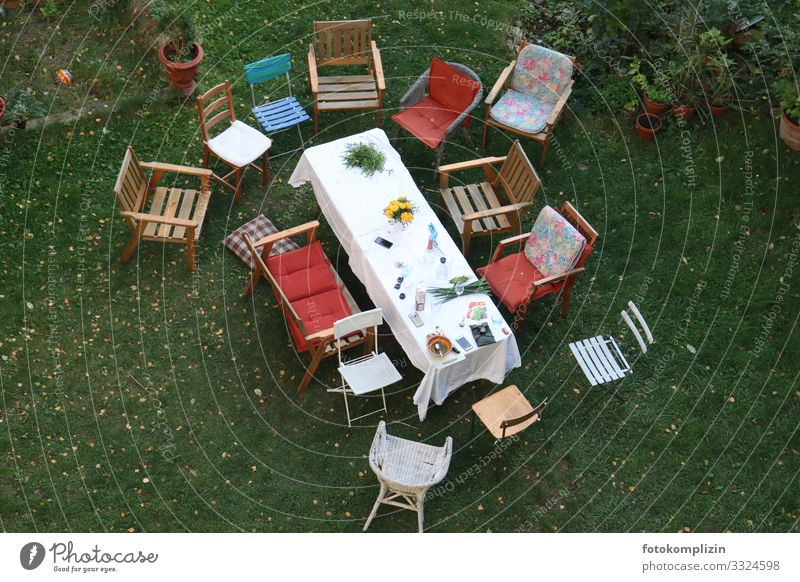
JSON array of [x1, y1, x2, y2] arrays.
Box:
[[569, 301, 653, 400], [328, 308, 402, 427]]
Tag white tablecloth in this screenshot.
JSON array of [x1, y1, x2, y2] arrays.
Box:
[[289, 128, 521, 420]]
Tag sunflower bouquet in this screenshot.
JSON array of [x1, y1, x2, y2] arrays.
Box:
[[384, 196, 418, 227]]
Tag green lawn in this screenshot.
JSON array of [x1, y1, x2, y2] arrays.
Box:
[[0, 0, 798, 533]]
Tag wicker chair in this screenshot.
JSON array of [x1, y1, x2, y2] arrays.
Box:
[[393, 59, 483, 169], [363, 421, 452, 533]]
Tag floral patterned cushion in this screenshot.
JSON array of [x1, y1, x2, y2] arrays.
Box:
[[510, 44, 573, 104], [490, 89, 554, 135], [524, 206, 586, 278]]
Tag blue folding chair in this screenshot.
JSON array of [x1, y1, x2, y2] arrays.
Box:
[[244, 54, 310, 158]]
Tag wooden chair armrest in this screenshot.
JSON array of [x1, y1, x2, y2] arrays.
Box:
[[439, 156, 507, 175], [485, 61, 515, 106], [462, 202, 531, 222], [489, 232, 530, 263], [253, 220, 320, 248], [308, 46, 319, 94], [305, 327, 335, 343], [139, 161, 213, 178], [371, 41, 385, 92], [546, 81, 573, 127], [531, 267, 585, 288], [121, 211, 197, 228]]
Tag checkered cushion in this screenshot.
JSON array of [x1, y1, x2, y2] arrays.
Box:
[[223, 215, 299, 269]]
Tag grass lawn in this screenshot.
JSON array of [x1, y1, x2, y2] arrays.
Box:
[[0, 0, 798, 533]]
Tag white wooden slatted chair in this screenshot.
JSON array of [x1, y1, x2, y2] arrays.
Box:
[[569, 301, 653, 399], [328, 309, 402, 427], [363, 421, 452, 533]]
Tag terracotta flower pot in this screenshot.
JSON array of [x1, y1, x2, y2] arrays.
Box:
[[635, 113, 662, 141], [673, 104, 697, 122], [779, 113, 800, 151], [709, 95, 733, 118], [157, 42, 204, 96], [643, 93, 669, 116]]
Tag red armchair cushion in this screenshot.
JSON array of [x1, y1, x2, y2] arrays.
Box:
[[266, 240, 339, 302], [392, 97, 459, 149], [429, 57, 480, 113], [287, 287, 353, 352], [477, 244, 593, 312]]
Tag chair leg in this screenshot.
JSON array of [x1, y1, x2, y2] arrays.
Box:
[[435, 143, 444, 171], [313, 103, 319, 134], [380, 388, 388, 417], [186, 234, 196, 272], [342, 385, 352, 428], [233, 168, 242, 204], [481, 108, 490, 148], [120, 232, 141, 264], [461, 233, 471, 258], [539, 136, 551, 167], [202, 145, 210, 168], [417, 493, 425, 533], [561, 281, 575, 315], [540, 420, 549, 455], [363, 483, 386, 532], [262, 151, 269, 186], [297, 344, 326, 393]]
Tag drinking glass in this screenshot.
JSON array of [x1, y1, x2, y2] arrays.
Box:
[[455, 281, 465, 298]]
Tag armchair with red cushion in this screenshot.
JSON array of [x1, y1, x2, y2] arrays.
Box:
[[392, 58, 482, 168], [242, 221, 371, 392], [477, 202, 599, 331]]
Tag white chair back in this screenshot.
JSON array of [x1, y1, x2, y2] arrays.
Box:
[[620, 301, 653, 353], [334, 308, 383, 366]]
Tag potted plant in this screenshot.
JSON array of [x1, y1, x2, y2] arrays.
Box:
[[635, 112, 662, 141], [152, 2, 204, 95], [775, 80, 800, 150], [704, 59, 735, 117], [4, 89, 46, 129], [668, 61, 699, 122], [630, 57, 670, 115]]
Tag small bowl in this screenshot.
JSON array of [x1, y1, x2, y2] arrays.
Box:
[[427, 334, 452, 357]]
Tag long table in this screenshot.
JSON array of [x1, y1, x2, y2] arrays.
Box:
[[289, 129, 521, 420]]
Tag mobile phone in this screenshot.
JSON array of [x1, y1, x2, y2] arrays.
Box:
[[456, 336, 473, 351], [374, 236, 393, 249], [409, 312, 424, 327]]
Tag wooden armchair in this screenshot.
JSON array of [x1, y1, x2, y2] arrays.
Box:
[[439, 140, 541, 257], [114, 147, 212, 271], [242, 220, 371, 392], [308, 19, 385, 133], [482, 42, 575, 167], [476, 202, 598, 330]]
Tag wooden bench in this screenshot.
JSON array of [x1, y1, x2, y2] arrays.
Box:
[[242, 221, 371, 392]]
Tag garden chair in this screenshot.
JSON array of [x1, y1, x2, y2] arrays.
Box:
[[471, 385, 547, 445], [482, 42, 575, 167], [477, 202, 598, 330], [438, 140, 541, 257], [242, 221, 370, 393], [244, 53, 310, 157], [328, 308, 402, 427], [569, 301, 653, 401], [308, 19, 385, 133], [196, 80, 272, 203], [113, 146, 212, 272], [392, 58, 483, 169], [363, 421, 452, 533]]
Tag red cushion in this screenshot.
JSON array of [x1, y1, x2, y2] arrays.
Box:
[[477, 252, 559, 312], [286, 287, 353, 352], [429, 58, 480, 113], [392, 97, 459, 149], [478, 245, 594, 312], [266, 240, 339, 302]]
